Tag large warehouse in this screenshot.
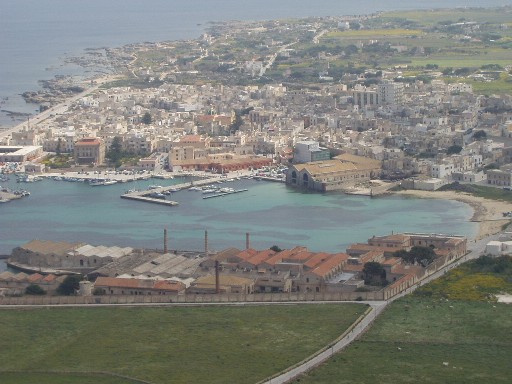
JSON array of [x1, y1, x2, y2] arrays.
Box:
[[286, 153, 381, 192]]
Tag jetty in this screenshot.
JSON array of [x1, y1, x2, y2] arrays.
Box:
[[202, 189, 248, 199], [120, 177, 226, 206], [256, 176, 285, 183]]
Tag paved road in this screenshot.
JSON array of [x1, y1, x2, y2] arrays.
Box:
[[0, 231, 496, 384], [0, 76, 118, 139], [261, 232, 499, 384], [262, 301, 387, 384]]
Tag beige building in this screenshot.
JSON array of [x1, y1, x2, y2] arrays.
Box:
[[94, 276, 185, 296], [0, 146, 43, 162], [487, 169, 512, 186], [286, 154, 381, 192], [0, 271, 66, 296], [187, 275, 254, 294], [9, 240, 133, 273], [74, 138, 105, 165]]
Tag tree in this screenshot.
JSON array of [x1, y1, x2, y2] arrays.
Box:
[[142, 112, 152, 125], [25, 284, 46, 295], [473, 130, 487, 141], [270, 245, 282, 253], [363, 262, 386, 283], [229, 111, 244, 134], [446, 145, 463, 155], [106, 136, 123, 167], [57, 275, 82, 296], [442, 67, 453, 76], [394, 246, 436, 266], [56, 137, 62, 156]]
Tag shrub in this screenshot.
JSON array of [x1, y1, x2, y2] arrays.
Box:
[[25, 284, 46, 295]]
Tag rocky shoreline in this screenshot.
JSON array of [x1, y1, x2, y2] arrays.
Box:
[[21, 76, 85, 106]]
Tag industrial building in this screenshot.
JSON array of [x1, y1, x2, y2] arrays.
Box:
[[286, 153, 381, 191]]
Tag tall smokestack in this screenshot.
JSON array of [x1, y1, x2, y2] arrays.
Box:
[[164, 227, 168, 254], [246, 232, 250, 250], [215, 260, 220, 294], [204, 230, 208, 257]]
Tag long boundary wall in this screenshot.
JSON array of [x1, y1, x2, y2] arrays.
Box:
[[0, 290, 384, 306]]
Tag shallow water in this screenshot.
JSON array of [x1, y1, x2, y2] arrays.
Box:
[[0, 177, 477, 257]]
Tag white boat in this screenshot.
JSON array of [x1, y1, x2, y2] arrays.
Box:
[[148, 185, 163, 190], [102, 180, 118, 185]]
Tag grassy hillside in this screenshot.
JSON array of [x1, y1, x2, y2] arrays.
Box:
[[0, 304, 366, 384], [293, 257, 512, 383]]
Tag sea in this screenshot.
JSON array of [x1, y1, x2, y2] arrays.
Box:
[[0, 0, 498, 269], [0, 0, 508, 127], [0, 177, 477, 271]]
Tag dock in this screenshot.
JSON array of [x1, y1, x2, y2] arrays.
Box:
[[120, 194, 179, 206], [202, 189, 248, 199], [256, 176, 285, 183], [120, 177, 225, 206]]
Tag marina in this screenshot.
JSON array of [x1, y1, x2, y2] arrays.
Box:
[[120, 194, 179, 206], [119, 176, 229, 206], [202, 188, 248, 199], [0, 175, 477, 262]]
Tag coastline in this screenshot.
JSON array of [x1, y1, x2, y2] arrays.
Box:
[[394, 189, 512, 240], [0, 73, 119, 139]]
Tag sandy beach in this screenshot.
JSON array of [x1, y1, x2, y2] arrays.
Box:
[[395, 190, 512, 240]]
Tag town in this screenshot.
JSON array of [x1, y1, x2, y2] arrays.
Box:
[[1, 6, 512, 384], [1, 8, 512, 199]]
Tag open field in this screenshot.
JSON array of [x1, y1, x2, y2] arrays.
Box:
[[383, 8, 512, 26], [325, 29, 424, 38], [293, 258, 512, 384], [0, 304, 366, 384], [439, 183, 512, 203], [0, 373, 138, 384]]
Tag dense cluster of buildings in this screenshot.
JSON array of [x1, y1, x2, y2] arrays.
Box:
[[1, 232, 467, 298], [1, 71, 511, 191], [1, 13, 511, 189]]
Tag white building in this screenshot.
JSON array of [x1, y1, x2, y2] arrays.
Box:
[[293, 141, 330, 164], [378, 81, 404, 105]]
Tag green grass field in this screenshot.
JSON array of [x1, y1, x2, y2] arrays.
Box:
[[0, 304, 366, 384], [439, 183, 512, 202], [383, 8, 512, 26], [292, 257, 512, 384]]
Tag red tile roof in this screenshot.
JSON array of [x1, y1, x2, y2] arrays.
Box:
[[310, 253, 349, 278], [236, 248, 259, 261], [303, 252, 331, 269], [75, 138, 101, 146], [285, 250, 314, 262], [245, 249, 276, 266]]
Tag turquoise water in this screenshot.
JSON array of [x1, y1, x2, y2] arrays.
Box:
[[0, 178, 477, 256]]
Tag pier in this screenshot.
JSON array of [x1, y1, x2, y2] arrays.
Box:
[[120, 177, 226, 206], [202, 189, 248, 199], [120, 194, 179, 206], [256, 176, 285, 183]]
